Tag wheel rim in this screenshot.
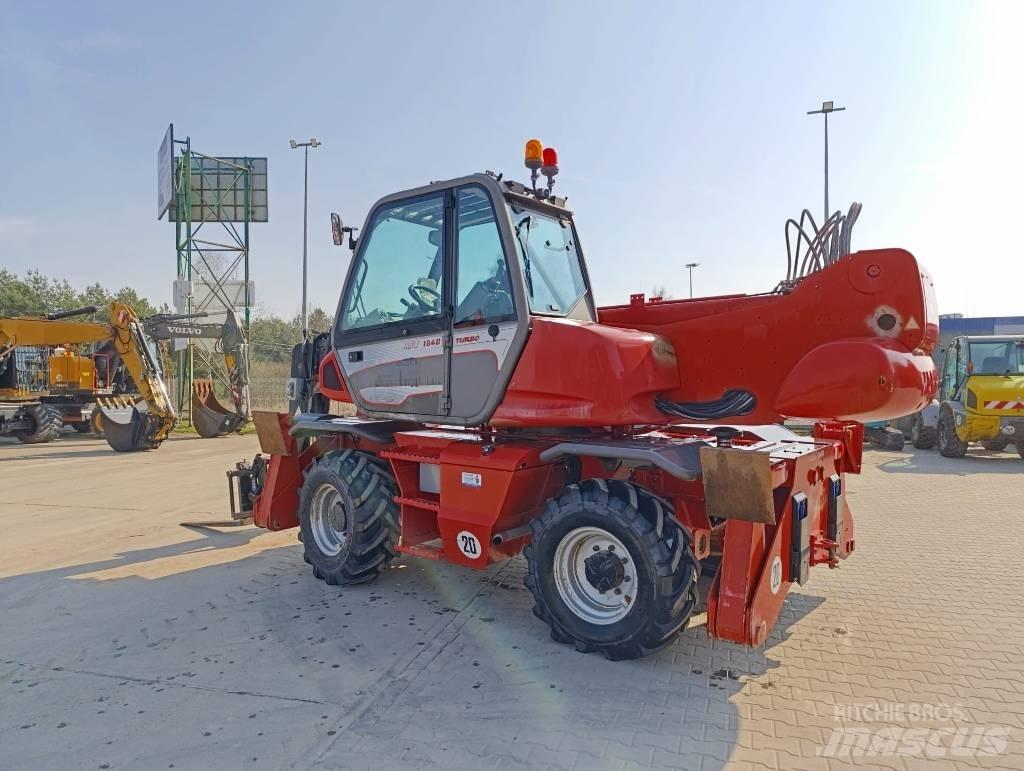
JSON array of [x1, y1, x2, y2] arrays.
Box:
[[911, 418, 920, 442], [309, 483, 348, 557], [553, 526, 638, 625]]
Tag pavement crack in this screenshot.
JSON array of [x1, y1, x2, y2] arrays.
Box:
[[4, 659, 338, 706], [302, 561, 514, 768]]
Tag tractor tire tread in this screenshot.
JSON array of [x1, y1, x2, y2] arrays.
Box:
[[912, 426, 937, 449], [938, 412, 968, 458], [14, 404, 63, 444], [298, 450, 400, 587], [524, 478, 699, 661]]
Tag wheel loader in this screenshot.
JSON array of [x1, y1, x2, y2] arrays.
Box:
[[906, 334, 1024, 458], [0, 303, 178, 451], [226, 141, 938, 659]]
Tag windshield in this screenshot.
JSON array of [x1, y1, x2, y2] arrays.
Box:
[[506, 203, 587, 316], [968, 340, 1024, 374]]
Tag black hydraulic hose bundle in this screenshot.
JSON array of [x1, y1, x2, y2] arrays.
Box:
[[655, 389, 757, 421]]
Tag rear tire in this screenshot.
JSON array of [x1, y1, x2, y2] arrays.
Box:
[[72, 421, 93, 434], [981, 438, 1009, 452], [910, 414, 937, 449], [13, 404, 63, 444], [524, 479, 699, 661], [879, 430, 905, 451], [90, 409, 104, 437], [298, 450, 400, 586], [937, 412, 968, 458]]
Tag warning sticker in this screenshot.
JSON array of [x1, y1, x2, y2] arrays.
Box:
[[905, 316, 920, 330], [456, 530, 483, 559]]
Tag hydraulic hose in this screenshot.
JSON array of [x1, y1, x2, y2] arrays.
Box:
[[655, 389, 757, 421]]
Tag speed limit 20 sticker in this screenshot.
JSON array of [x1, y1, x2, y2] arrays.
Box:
[[456, 530, 483, 559]]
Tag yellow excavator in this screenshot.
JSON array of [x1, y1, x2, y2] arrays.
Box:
[[0, 303, 178, 451]]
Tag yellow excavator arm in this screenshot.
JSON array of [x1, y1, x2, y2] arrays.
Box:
[[0, 303, 178, 451]]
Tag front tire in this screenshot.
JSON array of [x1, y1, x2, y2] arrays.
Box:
[[298, 450, 399, 585], [910, 414, 937, 449], [938, 412, 968, 458], [524, 479, 699, 661]]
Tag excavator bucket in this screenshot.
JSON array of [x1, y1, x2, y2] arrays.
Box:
[[191, 379, 245, 438], [97, 396, 162, 452]]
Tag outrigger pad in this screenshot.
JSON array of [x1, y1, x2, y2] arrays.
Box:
[[192, 379, 245, 438], [99, 399, 159, 452]]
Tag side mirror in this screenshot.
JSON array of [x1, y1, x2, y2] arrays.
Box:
[[330, 212, 358, 249], [331, 213, 344, 246]]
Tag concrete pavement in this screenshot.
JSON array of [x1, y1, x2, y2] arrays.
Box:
[[1, 433, 1022, 770]]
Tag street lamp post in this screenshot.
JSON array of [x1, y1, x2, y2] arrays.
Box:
[[684, 262, 699, 298], [289, 137, 321, 335], [806, 101, 845, 223]]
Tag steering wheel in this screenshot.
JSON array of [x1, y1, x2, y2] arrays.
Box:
[[408, 284, 441, 312]]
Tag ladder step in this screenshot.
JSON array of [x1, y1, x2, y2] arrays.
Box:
[[394, 495, 441, 512], [382, 448, 443, 464], [397, 543, 445, 560]]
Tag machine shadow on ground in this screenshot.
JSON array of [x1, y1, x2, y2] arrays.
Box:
[[0, 520, 830, 770], [870, 445, 1023, 475]]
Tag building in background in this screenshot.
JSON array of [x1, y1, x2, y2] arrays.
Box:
[[938, 314, 1024, 354]]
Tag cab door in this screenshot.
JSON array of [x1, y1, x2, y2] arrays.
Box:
[[333, 189, 452, 419], [447, 184, 521, 420]]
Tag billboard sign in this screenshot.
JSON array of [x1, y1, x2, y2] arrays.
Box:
[[168, 156, 268, 223], [157, 124, 174, 220]]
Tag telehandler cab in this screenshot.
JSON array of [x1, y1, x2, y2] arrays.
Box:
[[228, 142, 938, 659]]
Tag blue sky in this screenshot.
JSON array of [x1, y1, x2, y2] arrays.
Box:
[[1, 0, 1021, 318]]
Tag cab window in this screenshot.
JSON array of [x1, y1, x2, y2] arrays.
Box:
[[969, 340, 1024, 374], [341, 192, 445, 330], [455, 187, 514, 327], [507, 205, 587, 316]]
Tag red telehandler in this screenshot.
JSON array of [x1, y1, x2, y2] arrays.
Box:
[[227, 141, 938, 659]]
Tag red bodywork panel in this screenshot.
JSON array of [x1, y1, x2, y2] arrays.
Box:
[[491, 318, 678, 427], [596, 248, 938, 424], [318, 351, 352, 403]]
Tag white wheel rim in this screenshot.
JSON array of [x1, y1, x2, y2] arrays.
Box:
[[310, 483, 348, 557], [553, 526, 638, 625]]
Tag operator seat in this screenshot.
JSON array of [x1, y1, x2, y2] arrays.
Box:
[[980, 356, 1007, 374]]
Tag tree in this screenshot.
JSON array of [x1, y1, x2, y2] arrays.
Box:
[[0, 270, 166, 321], [649, 284, 675, 301]]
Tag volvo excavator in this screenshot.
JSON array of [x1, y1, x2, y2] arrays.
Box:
[[0, 303, 177, 451], [141, 309, 251, 437]]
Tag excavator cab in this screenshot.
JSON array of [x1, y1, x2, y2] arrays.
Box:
[[331, 173, 596, 425]]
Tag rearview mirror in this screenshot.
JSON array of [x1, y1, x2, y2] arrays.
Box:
[[330, 213, 344, 246]]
